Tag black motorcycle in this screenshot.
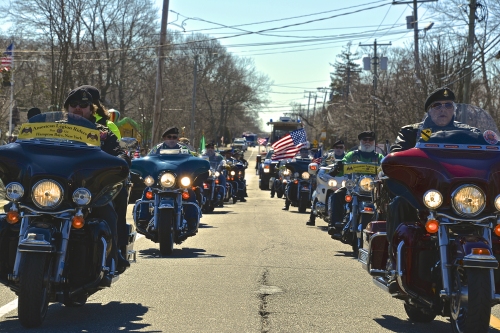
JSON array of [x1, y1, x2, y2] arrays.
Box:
[[132, 148, 209, 256], [201, 159, 226, 213], [0, 112, 135, 328], [284, 159, 313, 213]]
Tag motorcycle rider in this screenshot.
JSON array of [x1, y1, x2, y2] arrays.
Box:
[[327, 131, 384, 236], [204, 143, 226, 207], [306, 141, 346, 226], [283, 146, 312, 210], [63, 88, 131, 272], [385, 87, 481, 261], [149, 127, 185, 153], [232, 150, 248, 202]]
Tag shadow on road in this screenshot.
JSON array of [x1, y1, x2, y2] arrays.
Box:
[[199, 223, 216, 229], [139, 247, 224, 259], [373, 314, 500, 333], [334, 250, 357, 259], [204, 210, 231, 215], [0, 301, 158, 333]]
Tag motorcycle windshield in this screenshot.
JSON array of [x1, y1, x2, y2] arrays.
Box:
[[383, 128, 500, 213], [285, 160, 310, 173], [0, 112, 129, 209]]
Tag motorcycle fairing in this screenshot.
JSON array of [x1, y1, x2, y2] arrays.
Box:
[[285, 160, 310, 174]]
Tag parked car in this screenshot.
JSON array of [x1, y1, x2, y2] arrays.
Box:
[[232, 138, 248, 152]]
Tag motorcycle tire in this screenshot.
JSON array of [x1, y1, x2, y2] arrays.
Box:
[[277, 190, 283, 199], [259, 181, 269, 191], [232, 197, 238, 204], [298, 199, 308, 213], [450, 267, 491, 333], [158, 210, 174, 256], [18, 252, 52, 328], [404, 302, 436, 323]]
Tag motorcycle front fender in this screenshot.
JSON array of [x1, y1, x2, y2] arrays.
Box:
[[453, 236, 498, 269], [18, 227, 56, 253]]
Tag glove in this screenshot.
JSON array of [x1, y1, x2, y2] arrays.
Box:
[[328, 161, 343, 177]]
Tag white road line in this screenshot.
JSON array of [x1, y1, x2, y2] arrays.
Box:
[[0, 298, 17, 318]]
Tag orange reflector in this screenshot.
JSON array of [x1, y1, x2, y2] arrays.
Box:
[[294, 180, 299, 184], [345, 195, 352, 203], [425, 219, 439, 233], [72, 215, 85, 229], [494, 225, 500, 237], [215, 179, 219, 184], [192, 186, 197, 191], [182, 191, 190, 200], [145, 191, 153, 200], [6, 211, 19, 224], [364, 207, 374, 211], [471, 248, 491, 255]]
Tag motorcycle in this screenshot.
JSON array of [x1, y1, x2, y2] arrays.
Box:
[[272, 160, 292, 199], [330, 162, 378, 255], [226, 159, 246, 203], [309, 162, 345, 224], [284, 159, 314, 213], [359, 127, 500, 332], [201, 159, 226, 213], [0, 112, 134, 328], [132, 147, 209, 256]]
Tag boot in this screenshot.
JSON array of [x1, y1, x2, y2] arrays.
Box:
[[282, 200, 290, 211]]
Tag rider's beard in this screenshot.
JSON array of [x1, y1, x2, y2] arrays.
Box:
[[165, 140, 178, 148], [359, 142, 375, 152]]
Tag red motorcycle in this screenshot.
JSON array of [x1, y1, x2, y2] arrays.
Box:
[[359, 128, 500, 333]]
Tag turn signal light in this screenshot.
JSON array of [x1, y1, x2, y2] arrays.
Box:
[[294, 180, 299, 184], [310, 165, 317, 171], [72, 215, 85, 229], [215, 179, 219, 184], [182, 191, 190, 200], [364, 207, 374, 211], [145, 191, 153, 200], [6, 211, 19, 224], [203, 183, 209, 189], [471, 248, 491, 255], [345, 195, 352, 203], [494, 224, 500, 237], [425, 219, 439, 233], [192, 186, 197, 192]]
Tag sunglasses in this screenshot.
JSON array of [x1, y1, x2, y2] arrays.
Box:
[[362, 138, 375, 142], [430, 102, 454, 110], [69, 101, 90, 108], [333, 146, 344, 149], [165, 135, 178, 139]]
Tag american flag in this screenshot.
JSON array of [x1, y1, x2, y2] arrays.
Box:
[[1, 43, 13, 68], [257, 137, 267, 145], [271, 128, 307, 160], [312, 147, 322, 164]]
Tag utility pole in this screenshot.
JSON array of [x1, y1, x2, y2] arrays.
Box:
[[463, 0, 477, 109], [151, 0, 170, 146], [190, 55, 198, 146], [392, 0, 438, 83], [360, 39, 391, 133]]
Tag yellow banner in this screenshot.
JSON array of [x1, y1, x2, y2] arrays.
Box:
[[18, 123, 101, 146], [343, 163, 378, 175]]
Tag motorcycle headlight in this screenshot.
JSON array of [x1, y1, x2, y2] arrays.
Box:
[[144, 176, 155, 187], [301, 172, 310, 180], [452, 185, 485, 217], [263, 165, 270, 173], [341, 180, 346, 187], [215, 171, 220, 177], [180, 177, 191, 187], [160, 172, 176, 188], [495, 194, 500, 211], [283, 169, 291, 176], [423, 190, 443, 209], [230, 171, 236, 176], [345, 179, 355, 190], [328, 179, 337, 187], [72, 188, 91, 206], [359, 176, 374, 192], [5, 182, 24, 201], [32, 179, 63, 209]]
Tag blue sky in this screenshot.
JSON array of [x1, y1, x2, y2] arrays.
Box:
[[157, 0, 439, 131]]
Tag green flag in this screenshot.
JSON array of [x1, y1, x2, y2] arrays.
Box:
[[199, 135, 205, 152]]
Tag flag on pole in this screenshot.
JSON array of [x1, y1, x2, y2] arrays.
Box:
[[257, 137, 267, 146], [199, 134, 206, 152], [312, 147, 322, 164], [271, 128, 307, 160], [1, 43, 13, 68]]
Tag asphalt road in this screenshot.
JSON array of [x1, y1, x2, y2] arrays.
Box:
[[1, 147, 500, 332]]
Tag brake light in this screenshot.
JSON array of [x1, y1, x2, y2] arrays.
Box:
[[6, 211, 19, 224], [364, 207, 373, 211], [145, 191, 153, 200], [72, 215, 85, 229], [425, 219, 439, 233]]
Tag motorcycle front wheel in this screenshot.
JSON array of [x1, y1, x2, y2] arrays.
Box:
[[158, 210, 174, 256], [18, 253, 52, 328], [450, 267, 491, 333]]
